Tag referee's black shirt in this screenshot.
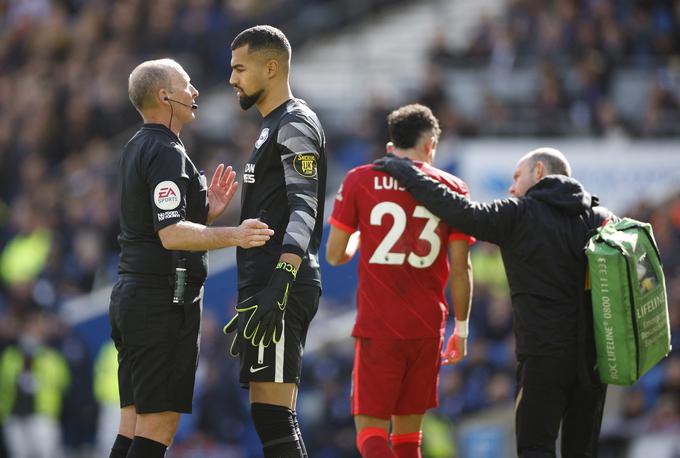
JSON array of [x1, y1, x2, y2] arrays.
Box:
[[238, 98, 326, 290], [117, 123, 208, 282]]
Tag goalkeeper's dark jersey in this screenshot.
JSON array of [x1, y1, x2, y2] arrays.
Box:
[[237, 98, 326, 290]]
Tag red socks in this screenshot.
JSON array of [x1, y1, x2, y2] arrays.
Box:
[[391, 432, 422, 458], [357, 427, 395, 458], [357, 427, 423, 458]]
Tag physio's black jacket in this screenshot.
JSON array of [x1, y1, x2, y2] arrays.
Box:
[[390, 168, 613, 358], [117, 123, 208, 282], [238, 98, 326, 290]]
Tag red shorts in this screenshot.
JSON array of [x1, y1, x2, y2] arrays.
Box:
[[351, 337, 442, 419]]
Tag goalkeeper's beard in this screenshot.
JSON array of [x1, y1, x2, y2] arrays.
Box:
[[238, 88, 264, 111]]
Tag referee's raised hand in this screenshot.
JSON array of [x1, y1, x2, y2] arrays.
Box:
[[235, 218, 274, 248], [207, 163, 238, 224]]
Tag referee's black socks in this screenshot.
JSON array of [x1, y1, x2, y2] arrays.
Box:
[[126, 436, 167, 457], [251, 402, 305, 458]]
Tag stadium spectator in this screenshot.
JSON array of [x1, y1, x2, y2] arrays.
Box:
[[93, 340, 120, 457], [0, 311, 70, 458]]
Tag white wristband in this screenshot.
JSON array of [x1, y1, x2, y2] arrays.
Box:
[[454, 319, 469, 338]]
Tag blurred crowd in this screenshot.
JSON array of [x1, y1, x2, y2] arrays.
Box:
[[425, 0, 680, 137], [0, 0, 678, 456], [0, 0, 402, 315]]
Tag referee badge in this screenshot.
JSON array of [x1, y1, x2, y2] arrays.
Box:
[[293, 153, 317, 177]]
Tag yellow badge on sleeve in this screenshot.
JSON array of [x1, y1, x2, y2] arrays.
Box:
[[293, 153, 317, 177]]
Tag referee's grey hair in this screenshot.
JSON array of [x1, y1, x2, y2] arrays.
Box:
[[525, 147, 572, 177], [128, 58, 184, 112]]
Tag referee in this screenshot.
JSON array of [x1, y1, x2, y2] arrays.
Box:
[[223, 26, 326, 458], [108, 58, 273, 458]]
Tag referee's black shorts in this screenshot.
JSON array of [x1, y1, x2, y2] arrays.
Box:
[[236, 283, 320, 387], [109, 274, 203, 414]]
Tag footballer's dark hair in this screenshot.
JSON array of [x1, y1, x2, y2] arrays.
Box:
[[231, 25, 291, 60], [387, 104, 441, 149]]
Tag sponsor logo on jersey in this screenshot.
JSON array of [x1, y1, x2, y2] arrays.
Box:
[[293, 153, 317, 177], [154, 181, 181, 210], [249, 365, 269, 373], [244, 162, 256, 184], [255, 128, 269, 149], [158, 210, 180, 222]]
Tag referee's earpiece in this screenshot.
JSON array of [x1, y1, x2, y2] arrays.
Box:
[[164, 95, 198, 109]]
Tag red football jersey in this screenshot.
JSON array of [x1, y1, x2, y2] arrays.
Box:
[[329, 162, 474, 339]]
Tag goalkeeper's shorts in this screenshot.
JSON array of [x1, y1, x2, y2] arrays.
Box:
[[351, 336, 442, 419], [236, 283, 320, 387]]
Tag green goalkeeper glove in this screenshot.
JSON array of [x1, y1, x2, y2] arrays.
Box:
[[224, 261, 297, 349], [222, 313, 243, 357]]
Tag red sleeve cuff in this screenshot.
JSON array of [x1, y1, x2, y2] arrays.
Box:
[[328, 216, 356, 234], [448, 233, 476, 245]]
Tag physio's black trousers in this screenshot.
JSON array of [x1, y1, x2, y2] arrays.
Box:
[[515, 355, 607, 458]]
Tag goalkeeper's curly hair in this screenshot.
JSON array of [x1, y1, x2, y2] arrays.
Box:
[[387, 103, 441, 149]]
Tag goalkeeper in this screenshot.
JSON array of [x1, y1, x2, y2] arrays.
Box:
[[223, 26, 327, 458]]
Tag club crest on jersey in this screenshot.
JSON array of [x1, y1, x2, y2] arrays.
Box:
[[154, 181, 181, 210], [293, 153, 317, 177], [255, 128, 269, 149]]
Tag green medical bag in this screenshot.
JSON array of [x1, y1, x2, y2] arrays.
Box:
[[586, 218, 671, 385]]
